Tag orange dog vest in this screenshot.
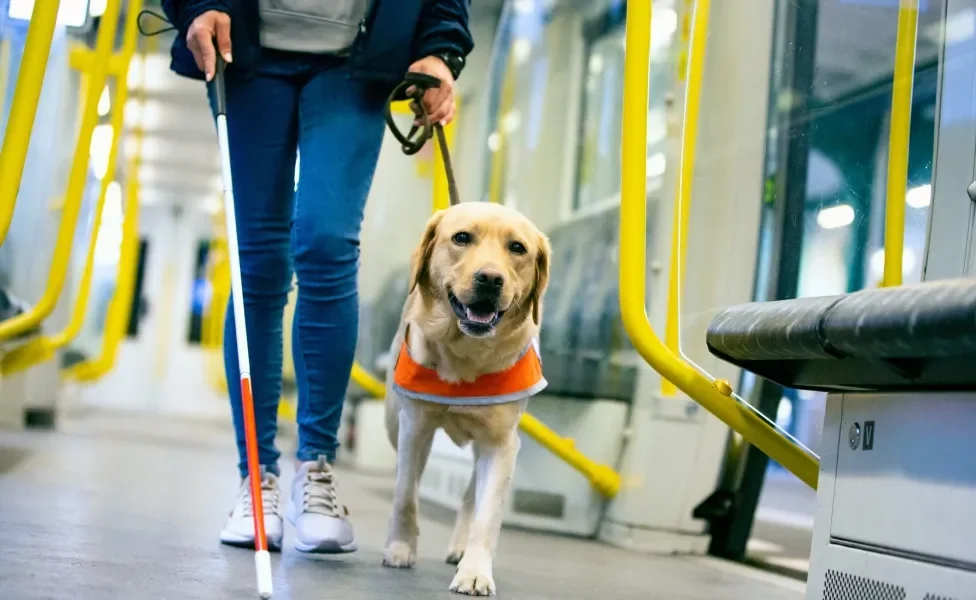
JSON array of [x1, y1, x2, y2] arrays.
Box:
[[392, 335, 547, 405]]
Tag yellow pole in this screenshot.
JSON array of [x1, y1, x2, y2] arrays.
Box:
[[519, 412, 621, 497], [0, 0, 124, 341], [619, 0, 819, 490], [65, 153, 142, 381], [0, 0, 62, 245], [662, 0, 710, 396], [1, 0, 144, 375], [487, 51, 516, 204], [882, 0, 919, 287]]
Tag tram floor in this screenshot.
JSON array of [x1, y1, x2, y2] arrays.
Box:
[[0, 409, 805, 600]]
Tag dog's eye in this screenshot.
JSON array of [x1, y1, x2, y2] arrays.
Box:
[[509, 241, 527, 255], [452, 231, 472, 245]]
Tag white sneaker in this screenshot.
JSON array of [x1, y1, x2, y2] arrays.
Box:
[[287, 457, 358, 553], [219, 471, 284, 551]]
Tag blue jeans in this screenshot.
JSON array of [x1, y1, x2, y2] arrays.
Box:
[[209, 51, 387, 478]]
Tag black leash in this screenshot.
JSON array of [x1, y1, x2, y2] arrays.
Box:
[[384, 73, 461, 207]]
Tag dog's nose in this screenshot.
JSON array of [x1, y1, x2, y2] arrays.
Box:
[[474, 269, 504, 289]]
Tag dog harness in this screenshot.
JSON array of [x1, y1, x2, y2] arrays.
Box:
[[392, 334, 548, 406]]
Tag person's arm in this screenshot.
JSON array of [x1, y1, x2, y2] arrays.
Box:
[[162, 0, 230, 40], [408, 0, 474, 126], [163, 0, 233, 81], [412, 0, 475, 78]]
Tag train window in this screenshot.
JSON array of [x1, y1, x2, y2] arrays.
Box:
[[126, 238, 149, 338], [186, 240, 211, 345], [574, 4, 675, 213]]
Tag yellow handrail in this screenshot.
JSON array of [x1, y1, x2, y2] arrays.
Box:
[[662, 0, 710, 396], [0, 0, 124, 341], [64, 153, 142, 382], [882, 0, 919, 288], [2, 0, 143, 375], [620, 0, 819, 490], [351, 361, 386, 397], [0, 0, 62, 246]]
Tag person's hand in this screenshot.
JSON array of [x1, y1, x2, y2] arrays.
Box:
[[407, 56, 456, 126], [187, 10, 232, 82]]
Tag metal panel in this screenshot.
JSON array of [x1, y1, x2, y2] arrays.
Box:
[[830, 392, 976, 567], [808, 393, 976, 600]]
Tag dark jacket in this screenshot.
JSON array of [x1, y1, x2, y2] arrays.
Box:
[[160, 0, 474, 86]]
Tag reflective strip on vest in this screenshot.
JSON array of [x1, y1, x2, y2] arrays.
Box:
[[392, 337, 547, 405]]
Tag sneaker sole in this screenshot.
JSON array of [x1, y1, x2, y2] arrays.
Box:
[[293, 539, 358, 554], [285, 504, 358, 554]]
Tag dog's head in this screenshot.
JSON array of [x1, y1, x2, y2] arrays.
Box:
[[408, 203, 551, 338]]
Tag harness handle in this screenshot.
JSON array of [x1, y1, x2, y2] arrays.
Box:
[[384, 72, 461, 207]]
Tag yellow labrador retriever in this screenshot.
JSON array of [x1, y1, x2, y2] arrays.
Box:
[[381, 202, 551, 596]]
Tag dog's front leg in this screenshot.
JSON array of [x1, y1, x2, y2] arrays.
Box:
[[383, 408, 435, 569], [446, 448, 478, 565], [449, 432, 519, 596]]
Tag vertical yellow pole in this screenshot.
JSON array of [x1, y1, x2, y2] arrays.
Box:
[[0, 0, 63, 245], [882, 0, 919, 287], [662, 0, 710, 396]]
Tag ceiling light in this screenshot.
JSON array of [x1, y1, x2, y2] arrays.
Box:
[[98, 85, 111, 116], [816, 204, 855, 229], [487, 132, 502, 152], [906, 183, 931, 209], [647, 153, 666, 178], [90, 124, 115, 180]]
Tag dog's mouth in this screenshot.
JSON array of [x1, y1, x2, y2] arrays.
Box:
[[449, 291, 505, 337]]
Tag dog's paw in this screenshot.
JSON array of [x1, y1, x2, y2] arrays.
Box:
[[449, 558, 495, 596], [382, 541, 417, 569], [445, 549, 464, 565]]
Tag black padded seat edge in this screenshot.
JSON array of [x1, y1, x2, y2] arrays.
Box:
[[706, 277, 976, 392]]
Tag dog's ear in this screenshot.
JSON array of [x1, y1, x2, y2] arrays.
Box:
[[529, 232, 552, 325], [409, 210, 445, 294]]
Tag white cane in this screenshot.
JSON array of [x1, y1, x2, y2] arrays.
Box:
[[213, 55, 274, 599]]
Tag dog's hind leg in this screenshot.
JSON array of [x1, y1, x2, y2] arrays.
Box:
[[446, 449, 478, 565], [449, 431, 520, 596], [382, 407, 435, 569]]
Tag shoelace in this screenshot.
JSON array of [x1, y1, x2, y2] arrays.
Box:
[[239, 479, 280, 517], [302, 468, 342, 517]]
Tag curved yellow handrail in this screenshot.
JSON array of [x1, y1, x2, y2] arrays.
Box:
[[620, 0, 819, 490], [64, 154, 142, 382], [662, 0, 710, 396], [351, 361, 386, 398], [0, 0, 62, 246], [1, 0, 143, 375], [882, 0, 919, 288], [0, 0, 124, 342]]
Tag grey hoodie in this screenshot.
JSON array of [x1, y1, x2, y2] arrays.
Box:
[[258, 0, 371, 54]]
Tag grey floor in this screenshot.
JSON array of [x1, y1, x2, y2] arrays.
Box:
[[0, 410, 805, 599]]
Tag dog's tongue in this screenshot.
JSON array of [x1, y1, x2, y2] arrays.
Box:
[[465, 306, 496, 324]]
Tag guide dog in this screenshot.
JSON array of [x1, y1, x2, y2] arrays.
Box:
[[382, 202, 551, 596]]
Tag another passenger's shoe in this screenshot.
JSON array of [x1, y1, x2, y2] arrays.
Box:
[[219, 471, 284, 551], [287, 457, 358, 554]]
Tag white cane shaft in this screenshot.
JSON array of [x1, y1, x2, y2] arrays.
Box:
[[216, 115, 251, 376]]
